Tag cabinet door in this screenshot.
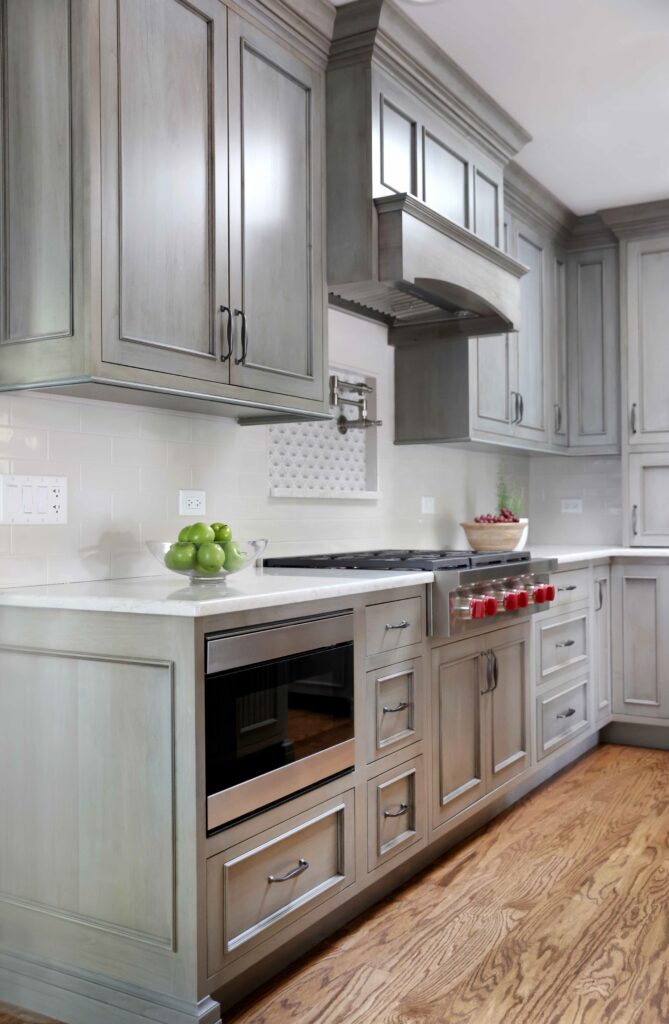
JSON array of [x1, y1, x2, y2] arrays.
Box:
[[551, 252, 569, 448], [100, 0, 229, 381], [513, 224, 548, 445], [593, 569, 612, 725], [431, 641, 487, 828], [488, 624, 530, 792], [612, 565, 669, 719], [629, 453, 669, 546], [227, 14, 325, 402], [567, 247, 619, 451], [469, 334, 514, 439], [626, 235, 669, 446]]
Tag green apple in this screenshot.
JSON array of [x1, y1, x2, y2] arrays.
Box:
[[187, 522, 215, 545], [222, 540, 246, 572], [196, 542, 225, 573], [212, 522, 232, 544], [178, 526, 192, 543], [165, 542, 197, 571]]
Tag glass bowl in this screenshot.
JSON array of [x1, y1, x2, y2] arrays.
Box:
[[147, 538, 268, 583]]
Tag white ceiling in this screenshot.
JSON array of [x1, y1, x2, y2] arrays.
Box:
[[333, 0, 669, 215]]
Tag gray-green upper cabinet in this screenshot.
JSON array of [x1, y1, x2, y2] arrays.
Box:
[[566, 246, 619, 453], [625, 234, 669, 446], [227, 13, 325, 402], [550, 251, 569, 448], [100, 0, 230, 383], [0, 0, 94, 385], [512, 221, 549, 446]]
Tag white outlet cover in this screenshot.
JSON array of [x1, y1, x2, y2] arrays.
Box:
[[178, 490, 206, 516], [561, 498, 583, 515], [421, 496, 436, 515], [0, 475, 67, 524]]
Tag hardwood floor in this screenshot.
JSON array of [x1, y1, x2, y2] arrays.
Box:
[[2, 744, 668, 1024]]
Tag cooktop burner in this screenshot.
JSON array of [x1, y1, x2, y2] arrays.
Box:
[[263, 549, 532, 572]]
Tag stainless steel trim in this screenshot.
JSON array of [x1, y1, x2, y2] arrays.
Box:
[[206, 611, 353, 675], [268, 858, 309, 883], [207, 738, 355, 831]]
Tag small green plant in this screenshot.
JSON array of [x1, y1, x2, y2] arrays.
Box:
[[497, 468, 524, 519]]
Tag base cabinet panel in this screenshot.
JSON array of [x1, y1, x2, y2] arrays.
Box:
[[537, 677, 589, 759], [489, 629, 530, 790], [612, 565, 669, 719], [367, 755, 426, 871], [594, 569, 612, 724]]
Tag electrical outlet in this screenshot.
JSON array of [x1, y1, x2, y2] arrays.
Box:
[[561, 498, 583, 515], [421, 496, 436, 515], [179, 490, 206, 516], [0, 475, 67, 524]]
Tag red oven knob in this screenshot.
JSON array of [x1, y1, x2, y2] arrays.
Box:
[[504, 592, 519, 612], [533, 585, 547, 604], [470, 598, 485, 620], [517, 590, 529, 608], [545, 584, 556, 601], [484, 596, 497, 617]]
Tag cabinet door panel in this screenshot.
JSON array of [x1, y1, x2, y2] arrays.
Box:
[[423, 131, 467, 227], [612, 567, 669, 718], [627, 237, 669, 445], [567, 247, 619, 450], [629, 454, 669, 546], [515, 230, 547, 442], [551, 253, 568, 446], [381, 100, 416, 195], [594, 570, 612, 725], [101, 0, 228, 381], [489, 627, 529, 790], [470, 334, 513, 437], [2, 0, 72, 343], [473, 171, 499, 247], [432, 645, 486, 827], [228, 15, 324, 401]]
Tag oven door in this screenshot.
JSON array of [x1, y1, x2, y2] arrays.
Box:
[[205, 613, 355, 831]]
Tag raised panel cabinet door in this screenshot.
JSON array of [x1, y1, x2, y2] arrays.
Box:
[[567, 247, 619, 451], [626, 236, 669, 445], [431, 640, 487, 829], [488, 624, 530, 792], [593, 569, 612, 725], [612, 565, 669, 719], [469, 333, 514, 438], [514, 225, 549, 444], [100, 0, 229, 382], [551, 251, 569, 447], [628, 453, 669, 546], [227, 14, 325, 402]]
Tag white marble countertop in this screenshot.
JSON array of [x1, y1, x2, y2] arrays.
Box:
[[532, 545, 669, 565], [0, 567, 434, 617]]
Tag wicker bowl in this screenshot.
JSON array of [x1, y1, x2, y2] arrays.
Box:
[[461, 519, 527, 553]]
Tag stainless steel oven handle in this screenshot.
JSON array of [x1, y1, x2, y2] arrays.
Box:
[[268, 858, 309, 883], [383, 701, 409, 713], [385, 619, 409, 630]]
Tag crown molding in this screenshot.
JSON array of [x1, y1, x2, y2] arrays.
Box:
[[566, 213, 617, 252], [598, 198, 669, 240], [504, 162, 575, 245], [329, 0, 531, 165], [230, 0, 335, 63]]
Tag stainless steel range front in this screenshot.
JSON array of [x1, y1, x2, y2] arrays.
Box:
[[264, 550, 558, 638]]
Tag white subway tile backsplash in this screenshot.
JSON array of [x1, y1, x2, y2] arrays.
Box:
[[140, 411, 193, 443], [50, 431, 112, 463], [81, 402, 141, 437], [112, 436, 168, 466], [11, 395, 80, 431], [0, 426, 48, 460], [81, 462, 141, 492]]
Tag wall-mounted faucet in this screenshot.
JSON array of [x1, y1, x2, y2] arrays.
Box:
[[329, 374, 382, 435]]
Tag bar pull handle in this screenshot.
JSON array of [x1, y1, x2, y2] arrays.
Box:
[[631, 402, 638, 435], [234, 308, 248, 365], [385, 620, 409, 630], [558, 585, 577, 592], [632, 504, 639, 537], [268, 858, 309, 883], [555, 639, 576, 648], [219, 305, 233, 362], [383, 803, 409, 819], [383, 701, 409, 713], [556, 707, 576, 720]]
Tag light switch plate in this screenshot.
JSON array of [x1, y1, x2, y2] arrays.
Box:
[[0, 475, 67, 524]]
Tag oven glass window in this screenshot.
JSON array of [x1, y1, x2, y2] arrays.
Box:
[[205, 641, 354, 798]]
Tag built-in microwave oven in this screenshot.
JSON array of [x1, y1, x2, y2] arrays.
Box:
[[204, 611, 355, 832]]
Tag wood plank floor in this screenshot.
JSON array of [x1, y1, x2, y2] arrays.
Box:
[[2, 744, 669, 1024]]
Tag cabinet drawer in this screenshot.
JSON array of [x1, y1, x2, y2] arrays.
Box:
[[367, 755, 425, 871], [366, 658, 423, 762], [551, 567, 591, 608], [538, 611, 588, 682], [366, 596, 423, 657], [537, 678, 589, 760], [206, 790, 354, 972]]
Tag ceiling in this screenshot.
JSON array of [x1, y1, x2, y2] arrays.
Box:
[[332, 0, 669, 215]]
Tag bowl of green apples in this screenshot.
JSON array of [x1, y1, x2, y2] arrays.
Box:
[[147, 523, 267, 583]]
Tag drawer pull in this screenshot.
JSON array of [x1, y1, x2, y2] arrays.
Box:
[[383, 701, 409, 713], [556, 707, 576, 720], [555, 639, 576, 648], [385, 620, 409, 630], [268, 858, 309, 883], [558, 585, 577, 592], [383, 803, 409, 819]]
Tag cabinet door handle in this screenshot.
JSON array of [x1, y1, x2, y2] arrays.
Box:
[[219, 305, 233, 362], [491, 651, 499, 691], [517, 393, 524, 424], [554, 403, 562, 434], [234, 308, 248, 365], [510, 391, 520, 424], [555, 639, 576, 648], [480, 650, 493, 694], [385, 620, 409, 630], [558, 585, 577, 592], [382, 701, 409, 713], [631, 402, 638, 435], [632, 504, 639, 536], [268, 858, 309, 883], [556, 707, 576, 719], [595, 579, 604, 612], [383, 803, 409, 818]]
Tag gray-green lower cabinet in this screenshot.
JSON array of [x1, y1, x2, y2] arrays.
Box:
[[612, 563, 669, 720], [593, 568, 612, 724]]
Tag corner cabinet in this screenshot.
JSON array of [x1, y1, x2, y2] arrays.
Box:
[[1, 0, 328, 421], [625, 234, 669, 447], [612, 563, 669, 720], [431, 623, 530, 831]]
